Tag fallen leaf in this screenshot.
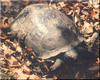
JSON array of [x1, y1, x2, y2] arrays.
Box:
[[2, 17, 10, 28], [2, 43, 15, 55], [96, 58, 100, 64], [29, 74, 41, 80], [22, 65, 32, 75], [26, 48, 33, 52], [57, 2, 66, 8], [80, 21, 93, 34], [14, 69, 29, 80]]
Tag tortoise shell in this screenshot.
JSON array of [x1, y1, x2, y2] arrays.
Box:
[[11, 4, 82, 59]]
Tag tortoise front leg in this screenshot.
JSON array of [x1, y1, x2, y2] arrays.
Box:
[[50, 58, 64, 71], [50, 49, 78, 71]]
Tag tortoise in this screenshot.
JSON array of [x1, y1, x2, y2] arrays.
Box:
[[10, 4, 92, 71]]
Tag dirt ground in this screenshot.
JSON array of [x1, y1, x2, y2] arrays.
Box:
[[0, 0, 99, 79]]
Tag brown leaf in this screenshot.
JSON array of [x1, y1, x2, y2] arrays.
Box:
[[80, 21, 93, 34], [2, 17, 10, 28], [96, 58, 100, 65], [9, 61, 21, 68], [2, 23, 9, 28], [8, 17, 14, 24], [22, 65, 32, 75], [14, 69, 29, 80], [57, 2, 66, 8], [29, 74, 41, 80], [22, 0, 30, 6], [26, 48, 33, 52], [2, 43, 15, 55], [1, 0, 12, 7]]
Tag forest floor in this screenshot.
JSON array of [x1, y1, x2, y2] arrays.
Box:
[[0, 0, 100, 79]]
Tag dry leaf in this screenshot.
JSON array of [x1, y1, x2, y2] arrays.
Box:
[[25, 61, 31, 66], [95, 25, 100, 31], [26, 48, 33, 52], [29, 74, 41, 80], [2, 17, 10, 28], [57, 2, 66, 8], [91, 9, 99, 19], [1, 0, 12, 7], [1, 1, 99, 79], [14, 69, 29, 80], [22, 65, 32, 75], [96, 58, 100, 64], [95, 72, 100, 78], [22, 0, 30, 6], [80, 21, 93, 34], [8, 17, 14, 24], [2, 23, 9, 28], [9, 56, 16, 62], [75, 7, 80, 15], [2, 43, 15, 55], [50, 4, 57, 9], [13, 43, 22, 52]]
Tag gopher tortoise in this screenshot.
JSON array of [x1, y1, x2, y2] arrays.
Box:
[[10, 4, 93, 71]]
